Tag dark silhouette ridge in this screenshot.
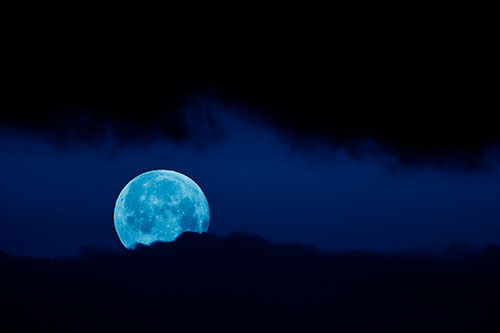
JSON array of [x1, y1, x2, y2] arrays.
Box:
[[1, 232, 499, 332]]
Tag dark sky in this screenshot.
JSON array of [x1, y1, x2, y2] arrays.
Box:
[[1, 25, 498, 257]]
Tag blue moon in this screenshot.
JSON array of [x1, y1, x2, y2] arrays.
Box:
[[113, 170, 210, 249]]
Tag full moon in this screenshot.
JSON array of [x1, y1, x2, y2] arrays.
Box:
[[113, 170, 210, 249]]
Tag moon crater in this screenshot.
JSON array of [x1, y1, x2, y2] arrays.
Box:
[[113, 170, 210, 249]]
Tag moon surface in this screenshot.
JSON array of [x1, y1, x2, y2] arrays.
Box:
[[113, 170, 210, 249]]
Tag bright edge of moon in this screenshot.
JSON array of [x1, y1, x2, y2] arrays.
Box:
[[113, 170, 210, 249]]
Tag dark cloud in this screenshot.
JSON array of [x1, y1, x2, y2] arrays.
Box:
[[1, 232, 499, 331], [2, 25, 496, 167]]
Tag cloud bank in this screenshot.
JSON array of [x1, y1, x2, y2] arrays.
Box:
[[2, 34, 496, 168]]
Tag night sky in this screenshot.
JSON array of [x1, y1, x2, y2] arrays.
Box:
[[1, 30, 499, 257], [2, 11, 500, 331]]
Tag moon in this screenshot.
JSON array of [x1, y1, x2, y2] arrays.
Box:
[[113, 170, 210, 249]]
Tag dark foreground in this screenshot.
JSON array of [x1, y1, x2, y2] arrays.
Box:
[[1, 233, 499, 332]]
